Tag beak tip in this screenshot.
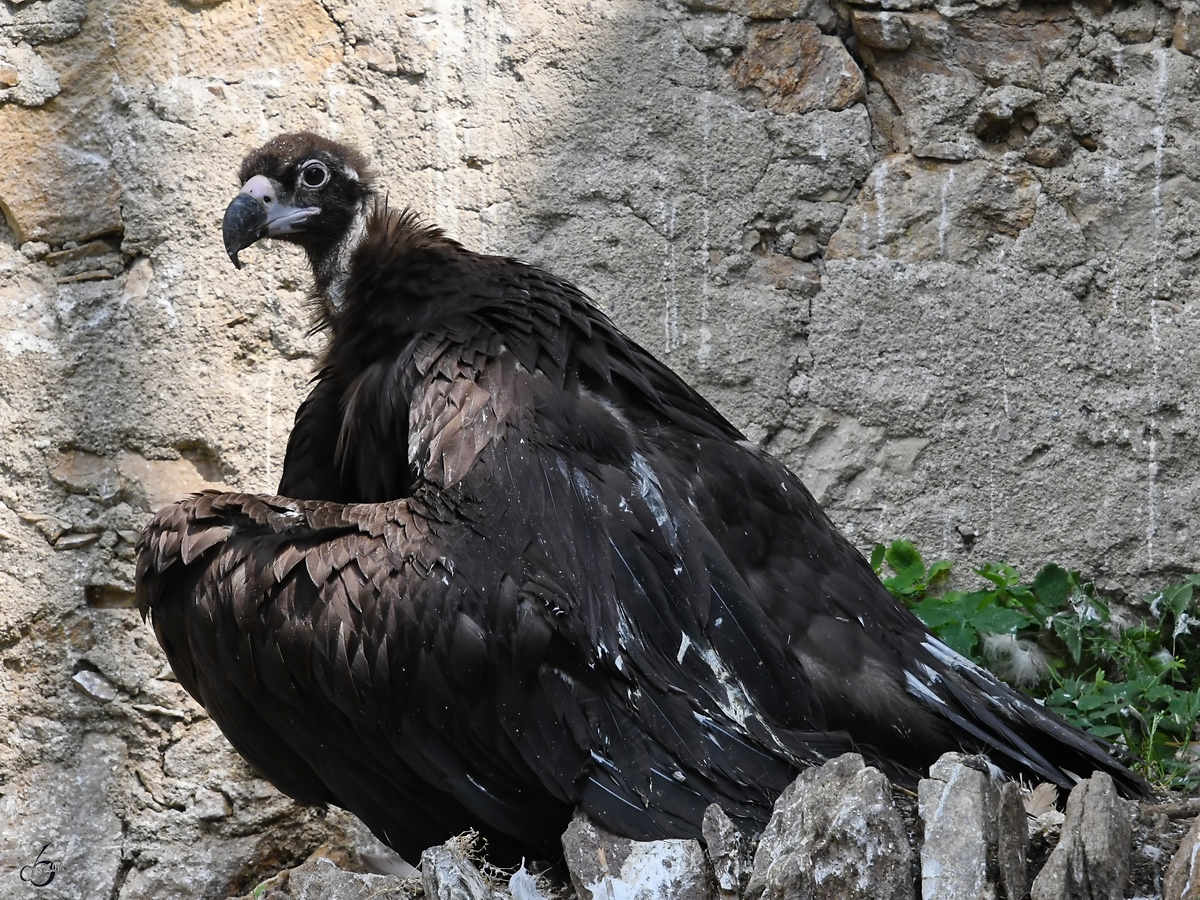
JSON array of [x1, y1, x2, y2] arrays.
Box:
[[222, 193, 269, 271]]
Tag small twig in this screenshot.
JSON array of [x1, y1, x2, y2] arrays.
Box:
[[1141, 798, 1200, 819]]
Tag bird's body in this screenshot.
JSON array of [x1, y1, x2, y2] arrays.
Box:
[[138, 133, 1146, 864]]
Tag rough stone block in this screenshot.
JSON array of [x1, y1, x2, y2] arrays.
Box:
[[703, 803, 745, 900], [1175, 4, 1200, 55], [851, 11, 911, 50], [997, 781, 1030, 900], [562, 811, 711, 900], [746, 753, 913, 900], [421, 841, 495, 900], [273, 855, 412, 900], [1030, 773, 1130, 900], [826, 155, 1039, 263], [0, 42, 60, 106], [0, 732, 126, 900], [50, 449, 225, 510], [0, 141, 123, 244], [919, 753, 998, 900], [681, 14, 749, 52], [729, 22, 865, 115], [1164, 813, 1200, 900]]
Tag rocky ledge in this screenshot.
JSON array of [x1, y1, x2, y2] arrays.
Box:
[[231, 752, 1200, 900]]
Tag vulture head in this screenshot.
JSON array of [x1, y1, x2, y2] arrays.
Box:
[[222, 132, 374, 307]]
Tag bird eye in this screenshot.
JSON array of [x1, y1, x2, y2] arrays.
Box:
[[300, 161, 329, 189]]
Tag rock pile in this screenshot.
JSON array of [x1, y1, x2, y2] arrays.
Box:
[[232, 752, 1200, 900]]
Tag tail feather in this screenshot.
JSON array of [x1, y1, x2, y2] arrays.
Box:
[[912, 637, 1150, 798]]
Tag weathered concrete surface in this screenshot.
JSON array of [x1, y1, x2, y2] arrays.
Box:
[[1, 0, 1198, 894], [0, 732, 125, 900]]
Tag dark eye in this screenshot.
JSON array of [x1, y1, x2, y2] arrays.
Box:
[[300, 161, 329, 188]]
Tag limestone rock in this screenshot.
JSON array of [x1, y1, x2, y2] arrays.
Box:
[[851, 10, 911, 50], [71, 669, 118, 701], [855, 8, 1078, 160], [1030, 773, 1131, 900], [51, 448, 226, 510], [2, 0, 87, 44], [0, 141, 122, 244], [746, 753, 913, 900], [918, 753, 998, 900], [681, 14, 750, 52], [0, 42, 60, 106], [562, 811, 711, 900], [681, 0, 832, 22], [1174, 4, 1200, 55], [703, 804, 747, 900], [54, 531, 99, 550], [1164, 813, 1200, 900], [1110, 1, 1159, 44], [729, 22, 865, 115], [422, 839, 496, 900], [0, 733, 126, 900], [1009, 195, 1089, 276], [825, 155, 1040, 263], [997, 782, 1030, 900]]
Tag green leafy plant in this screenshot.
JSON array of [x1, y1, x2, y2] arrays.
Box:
[[871, 540, 1200, 791]]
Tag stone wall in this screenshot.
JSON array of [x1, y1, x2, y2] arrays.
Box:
[[0, 0, 1197, 897]]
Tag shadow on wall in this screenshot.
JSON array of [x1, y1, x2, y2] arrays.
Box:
[[466, 0, 1200, 591]]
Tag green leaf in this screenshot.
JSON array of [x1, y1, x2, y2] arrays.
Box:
[[1164, 583, 1194, 619], [884, 540, 923, 575], [976, 561, 1020, 589], [1053, 615, 1084, 664], [1033, 564, 1073, 610], [927, 559, 954, 585], [971, 606, 1032, 635], [870, 543, 886, 574], [1074, 692, 1111, 712], [910, 596, 965, 630], [934, 620, 979, 659]]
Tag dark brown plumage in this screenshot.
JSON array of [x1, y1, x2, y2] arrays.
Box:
[[139, 132, 1148, 864]]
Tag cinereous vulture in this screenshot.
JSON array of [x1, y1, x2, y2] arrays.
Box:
[[137, 132, 1147, 864]]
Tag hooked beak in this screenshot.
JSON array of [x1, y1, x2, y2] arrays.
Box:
[[222, 175, 320, 269]]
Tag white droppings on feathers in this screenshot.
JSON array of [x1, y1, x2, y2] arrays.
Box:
[[631, 452, 670, 530], [904, 670, 946, 706], [677, 632, 691, 664], [923, 637, 990, 677]]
